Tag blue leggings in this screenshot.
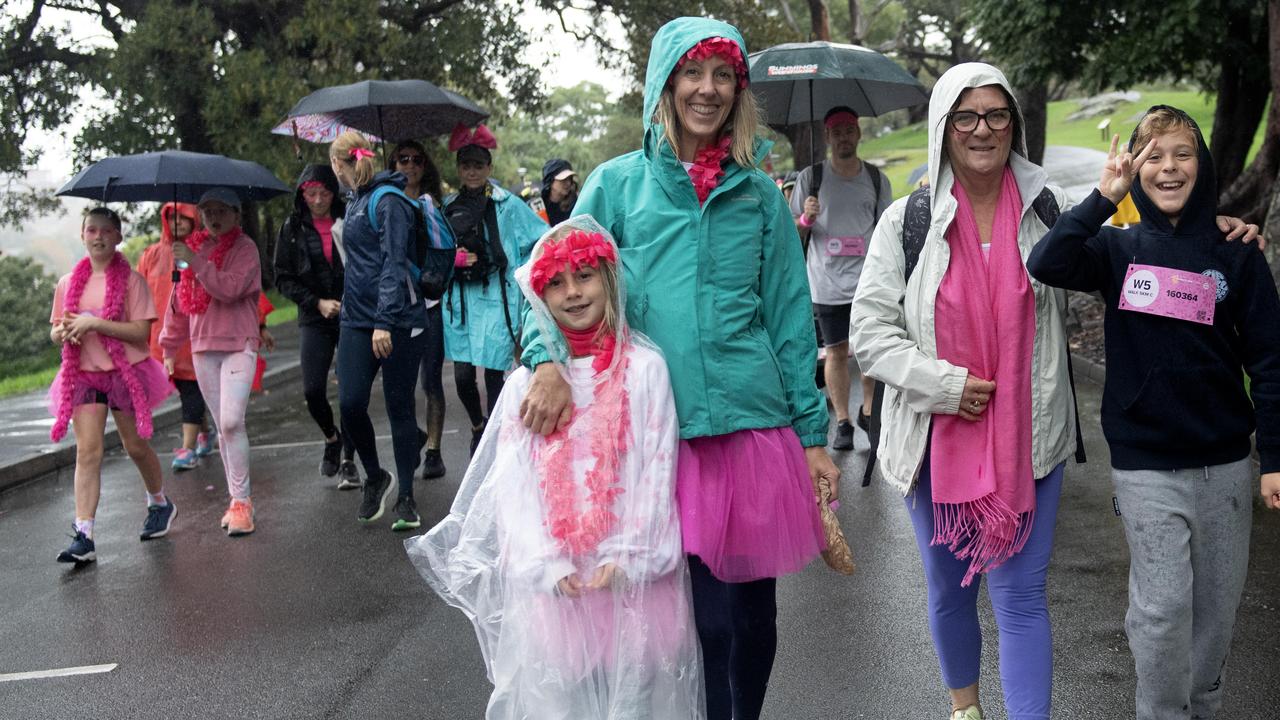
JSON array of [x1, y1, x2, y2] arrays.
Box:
[[905, 455, 1064, 720]]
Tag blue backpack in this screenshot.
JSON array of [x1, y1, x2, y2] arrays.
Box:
[[367, 185, 456, 301]]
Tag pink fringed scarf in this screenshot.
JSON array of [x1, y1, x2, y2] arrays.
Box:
[[688, 134, 733, 205], [930, 166, 1036, 586], [559, 321, 617, 375], [537, 339, 632, 557], [51, 252, 154, 442], [176, 227, 240, 314]]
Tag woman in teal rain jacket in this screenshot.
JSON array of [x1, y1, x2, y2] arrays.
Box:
[[518, 17, 840, 720], [442, 124, 546, 454]]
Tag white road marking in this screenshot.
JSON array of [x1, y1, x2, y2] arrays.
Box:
[[0, 663, 118, 683]]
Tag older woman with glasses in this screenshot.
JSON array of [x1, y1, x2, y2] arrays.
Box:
[[851, 63, 1259, 720]]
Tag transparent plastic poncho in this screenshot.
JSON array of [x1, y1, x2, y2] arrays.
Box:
[[405, 216, 704, 719]]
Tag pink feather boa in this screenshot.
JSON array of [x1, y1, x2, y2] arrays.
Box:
[[51, 252, 154, 442], [688, 135, 734, 205], [176, 227, 240, 314]]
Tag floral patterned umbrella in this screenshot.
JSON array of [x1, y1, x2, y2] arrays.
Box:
[[271, 114, 381, 144]]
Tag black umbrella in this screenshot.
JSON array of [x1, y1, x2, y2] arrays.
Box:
[[285, 79, 488, 142], [55, 150, 290, 204]]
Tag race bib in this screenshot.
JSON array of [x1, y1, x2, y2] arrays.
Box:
[[1118, 263, 1215, 325], [825, 236, 866, 257]]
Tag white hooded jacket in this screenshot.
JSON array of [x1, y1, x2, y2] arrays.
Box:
[[850, 63, 1078, 494]]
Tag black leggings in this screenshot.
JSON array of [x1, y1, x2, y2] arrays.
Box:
[[174, 378, 207, 425], [419, 305, 446, 449], [688, 554, 778, 720], [453, 362, 504, 428], [300, 323, 353, 458], [337, 326, 426, 499]]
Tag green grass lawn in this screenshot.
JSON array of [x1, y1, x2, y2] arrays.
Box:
[[859, 88, 1269, 200], [0, 290, 298, 399]]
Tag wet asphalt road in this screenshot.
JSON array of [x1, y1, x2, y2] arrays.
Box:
[[1, 366, 1277, 719]]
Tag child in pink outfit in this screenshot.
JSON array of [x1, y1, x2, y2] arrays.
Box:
[[160, 187, 262, 536], [49, 207, 175, 564]]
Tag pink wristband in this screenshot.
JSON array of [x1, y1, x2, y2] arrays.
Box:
[[455, 249, 469, 267], [798, 214, 814, 228]]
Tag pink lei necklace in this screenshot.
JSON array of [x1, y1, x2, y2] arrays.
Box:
[[51, 252, 154, 442], [176, 227, 239, 314], [687, 134, 733, 205], [537, 348, 633, 557]]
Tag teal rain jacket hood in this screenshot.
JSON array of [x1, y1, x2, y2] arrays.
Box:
[[520, 16, 828, 445]]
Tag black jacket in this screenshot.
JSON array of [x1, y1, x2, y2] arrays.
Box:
[[540, 158, 577, 226], [274, 164, 346, 328], [1027, 111, 1280, 473]]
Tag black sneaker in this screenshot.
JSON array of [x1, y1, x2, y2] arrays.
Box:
[[140, 501, 177, 540], [358, 470, 394, 523], [57, 529, 96, 564], [856, 409, 871, 433], [320, 435, 342, 477], [391, 496, 421, 531], [831, 420, 855, 451], [336, 460, 362, 491], [421, 449, 446, 480]]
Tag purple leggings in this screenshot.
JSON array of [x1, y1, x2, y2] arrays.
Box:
[[905, 455, 1064, 720]]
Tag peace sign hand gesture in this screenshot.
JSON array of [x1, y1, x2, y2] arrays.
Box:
[[1100, 134, 1156, 206]]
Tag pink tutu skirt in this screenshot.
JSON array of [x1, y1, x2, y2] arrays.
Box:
[[47, 358, 174, 416], [676, 427, 825, 582]]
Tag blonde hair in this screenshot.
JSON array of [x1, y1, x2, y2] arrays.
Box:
[[654, 84, 760, 168], [329, 130, 377, 188], [1132, 108, 1199, 153], [536, 225, 622, 340]]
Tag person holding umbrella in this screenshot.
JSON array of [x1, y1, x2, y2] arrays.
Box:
[[137, 202, 215, 470], [441, 124, 546, 456], [273, 164, 360, 489], [517, 17, 837, 720], [329, 130, 429, 531], [387, 140, 450, 480], [161, 188, 264, 537]]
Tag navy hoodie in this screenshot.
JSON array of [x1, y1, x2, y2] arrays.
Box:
[[1027, 110, 1280, 473], [340, 170, 428, 331]]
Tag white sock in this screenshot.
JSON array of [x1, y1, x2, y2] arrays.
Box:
[[146, 491, 167, 507], [74, 518, 94, 539]]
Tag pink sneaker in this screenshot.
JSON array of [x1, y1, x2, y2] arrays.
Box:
[[222, 498, 255, 536]]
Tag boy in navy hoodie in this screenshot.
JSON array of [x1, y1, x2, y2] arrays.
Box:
[[1027, 106, 1280, 720]]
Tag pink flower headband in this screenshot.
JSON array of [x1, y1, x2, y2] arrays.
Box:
[[349, 147, 376, 161], [448, 123, 498, 152], [529, 230, 617, 295], [676, 37, 748, 90]]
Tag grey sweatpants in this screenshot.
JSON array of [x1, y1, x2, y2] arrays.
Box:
[[1112, 459, 1254, 720]]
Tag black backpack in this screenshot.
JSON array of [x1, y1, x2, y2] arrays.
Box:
[[860, 185, 1085, 486], [445, 191, 507, 285]]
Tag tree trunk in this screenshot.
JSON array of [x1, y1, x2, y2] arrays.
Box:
[[808, 0, 831, 41], [1016, 81, 1048, 166], [1220, 0, 1280, 224], [1208, 7, 1270, 194], [786, 122, 827, 178], [848, 0, 863, 45]]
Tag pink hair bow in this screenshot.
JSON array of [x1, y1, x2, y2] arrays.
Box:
[[529, 230, 617, 295], [448, 123, 498, 152], [349, 147, 376, 160]]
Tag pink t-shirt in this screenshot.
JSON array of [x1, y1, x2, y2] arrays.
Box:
[[313, 216, 335, 263], [51, 270, 157, 372]]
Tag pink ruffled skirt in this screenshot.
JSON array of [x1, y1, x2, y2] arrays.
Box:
[[676, 427, 825, 583], [47, 358, 174, 416]]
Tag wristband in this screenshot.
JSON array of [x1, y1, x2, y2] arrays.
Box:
[[798, 214, 814, 228], [455, 248, 469, 268]]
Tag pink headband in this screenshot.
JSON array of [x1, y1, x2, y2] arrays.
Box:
[[448, 123, 498, 152], [529, 230, 617, 295], [300, 180, 326, 190], [825, 111, 859, 129], [349, 147, 376, 161], [676, 37, 748, 90]]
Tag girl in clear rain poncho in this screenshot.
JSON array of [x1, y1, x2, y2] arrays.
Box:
[[405, 216, 704, 719]]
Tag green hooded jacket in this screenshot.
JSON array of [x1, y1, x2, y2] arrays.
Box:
[[520, 16, 827, 446]]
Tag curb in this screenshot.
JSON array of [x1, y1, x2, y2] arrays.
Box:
[[1070, 351, 1105, 386], [0, 358, 302, 495]]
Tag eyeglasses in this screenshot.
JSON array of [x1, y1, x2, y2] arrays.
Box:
[[948, 108, 1013, 133], [396, 154, 426, 167]]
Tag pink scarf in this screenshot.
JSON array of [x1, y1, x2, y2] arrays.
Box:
[[930, 166, 1035, 586], [51, 252, 154, 442], [176, 227, 240, 314], [559, 321, 617, 374], [687, 135, 733, 205]]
